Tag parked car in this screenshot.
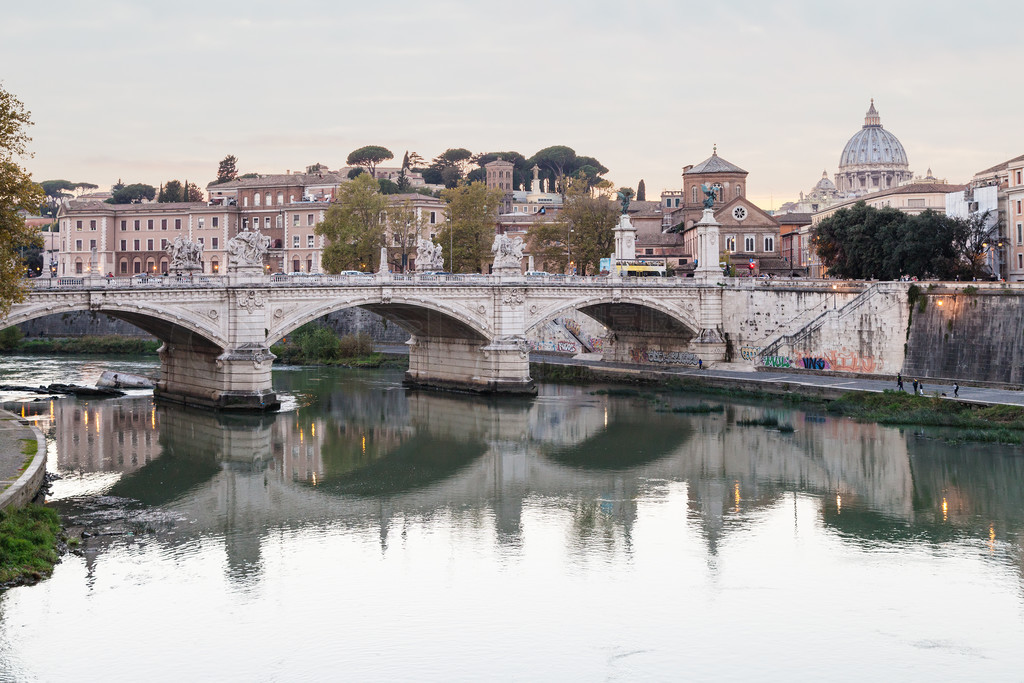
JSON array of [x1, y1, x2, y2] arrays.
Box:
[[524, 270, 551, 277]]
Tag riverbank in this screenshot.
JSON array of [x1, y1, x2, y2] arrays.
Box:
[[1, 334, 160, 355], [531, 360, 1024, 444]]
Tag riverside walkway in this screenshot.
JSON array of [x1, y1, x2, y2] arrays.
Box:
[[528, 352, 1024, 407], [0, 409, 47, 510]]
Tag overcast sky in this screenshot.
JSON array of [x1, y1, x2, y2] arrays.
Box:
[[3, 0, 1022, 210]]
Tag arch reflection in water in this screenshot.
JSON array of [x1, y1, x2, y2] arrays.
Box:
[[22, 369, 1024, 581]]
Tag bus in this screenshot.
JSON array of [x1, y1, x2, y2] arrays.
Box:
[[614, 259, 667, 277]]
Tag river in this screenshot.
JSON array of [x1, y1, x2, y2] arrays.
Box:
[[0, 355, 1022, 681]]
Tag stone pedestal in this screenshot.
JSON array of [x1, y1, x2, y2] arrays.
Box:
[[403, 335, 535, 395], [613, 213, 637, 264], [154, 342, 279, 411], [694, 208, 723, 283]]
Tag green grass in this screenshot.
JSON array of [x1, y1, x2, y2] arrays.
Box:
[[20, 439, 37, 457], [827, 390, 1024, 443], [736, 416, 780, 427], [14, 336, 160, 355], [0, 505, 62, 585], [670, 404, 725, 414]]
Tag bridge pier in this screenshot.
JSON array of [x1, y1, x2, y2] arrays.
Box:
[[155, 343, 280, 411], [404, 335, 536, 395]]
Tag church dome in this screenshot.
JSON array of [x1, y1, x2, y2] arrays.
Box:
[[838, 100, 909, 170], [814, 170, 836, 192]]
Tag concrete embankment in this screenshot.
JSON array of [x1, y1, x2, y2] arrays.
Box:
[[0, 409, 47, 511]]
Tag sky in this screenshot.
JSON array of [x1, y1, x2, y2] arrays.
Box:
[[3, 0, 1023, 211]]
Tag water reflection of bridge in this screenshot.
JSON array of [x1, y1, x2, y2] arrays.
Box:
[[29, 387, 1024, 579]]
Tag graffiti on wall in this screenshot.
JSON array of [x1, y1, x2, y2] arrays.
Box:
[[628, 347, 700, 366], [761, 349, 877, 373], [739, 346, 762, 361]]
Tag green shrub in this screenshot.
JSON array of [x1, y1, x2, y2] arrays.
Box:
[[0, 505, 61, 585], [0, 326, 23, 351]]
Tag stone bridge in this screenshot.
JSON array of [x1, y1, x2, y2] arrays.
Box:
[[5, 270, 731, 409]]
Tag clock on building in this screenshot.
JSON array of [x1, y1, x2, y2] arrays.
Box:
[[732, 206, 748, 221]]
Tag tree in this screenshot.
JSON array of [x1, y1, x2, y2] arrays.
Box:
[[529, 145, 577, 192], [637, 179, 646, 202], [953, 210, 1002, 280], [428, 148, 473, 188], [528, 178, 617, 275], [437, 182, 503, 272], [378, 178, 400, 195], [813, 202, 987, 280], [0, 85, 45, 316], [386, 199, 430, 272], [157, 180, 203, 203], [108, 183, 156, 204], [346, 145, 393, 178], [306, 162, 327, 174], [215, 155, 238, 184], [347, 168, 366, 180], [315, 173, 389, 272]]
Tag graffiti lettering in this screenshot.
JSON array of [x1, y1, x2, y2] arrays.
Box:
[[739, 346, 762, 361], [801, 357, 829, 370], [556, 340, 578, 353], [646, 350, 700, 365], [763, 355, 792, 368]]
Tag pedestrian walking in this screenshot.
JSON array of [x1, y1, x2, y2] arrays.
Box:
[[698, 358, 703, 370], [912, 379, 918, 395], [954, 382, 959, 398], [897, 372, 903, 391], [919, 382, 925, 396]]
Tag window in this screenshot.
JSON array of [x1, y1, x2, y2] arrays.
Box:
[[242, 218, 249, 229], [666, 199, 671, 208], [1019, 253, 1023, 270], [197, 237, 204, 246], [265, 217, 271, 229], [293, 235, 300, 248], [293, 214, 300, 227], [293, 259, 300, 272], [121, 220, 127, 231], [1017, 170, 1022, 185], [430, 212, 436, 224], [90, 220, 96, 231], [276, 215, 282, 229], [133, 260, 141, 274], [161, 239, 168, 250], [211, 238, 218, 249], [645, 248, 653, 255], [735, 185, 742, 198], [277, 192, 284, 205], [394, 234, 401, 246], [1018, 223, 1023, 245], [198, 218, 205, 229], [89, 239, 96, 250], [133, 240, 140, 251], [307, 258, 313, 272], [147, 219, 154, 230], [307, 213, 314, 226], [212, 217, 219, 228], [243, 197, 249, 207], [75, 261, 83, 274], [744, 236, 755, 252], [76, 220, 83, 231], [120, 260, 128, 274], [75, 239, 82, 250], [763, 236, 775, 252], [725, 236, 736, 251], [908, 198, 926, 207], [211, 259, 219, 273], [1017, 200, 1022, 215], [146, 239, 153, 250], [161, 219, 167, 230], [675, 198, 680, 207], [134, 220, 140, 230], [307, 235, 315, 248], [175, 219, 181, 230], [265, 193, 271, 206], [254, 193, 261, 206], [691, 186, 698, 203], [120, 240, 127, 251]]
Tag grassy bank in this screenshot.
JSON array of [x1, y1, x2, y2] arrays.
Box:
[[0, 329, 160, 355], [271, 325, 407, 369], [0, 504, 62, 586], [827, 390, 1024, 443]]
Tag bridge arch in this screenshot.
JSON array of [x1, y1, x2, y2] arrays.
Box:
[[525, 294, 702, 341], [4, 299, 228, 352], [267, 294, 491, 347]]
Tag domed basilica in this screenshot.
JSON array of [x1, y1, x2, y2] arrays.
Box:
[[780, 100, 913, 214], [835, 99, 912, 194]]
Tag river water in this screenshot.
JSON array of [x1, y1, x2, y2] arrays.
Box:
[[0, 356, 1022, 681]]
